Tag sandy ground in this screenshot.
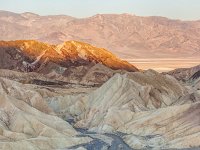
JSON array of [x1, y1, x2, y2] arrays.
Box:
[[125, 58, 200, 72]]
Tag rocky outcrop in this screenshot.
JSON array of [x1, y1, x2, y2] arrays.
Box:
[[166, 64, 200, 81], [191, 70, 200, 80], [73, 71, 187, 130], [69, 72, 199, 149], [0, 67, 199, 149], [0, 41, 138, 85], [0, 40, 138, 85], [123, 102, 200, 149], [0, 77, 92, 150], [0, 40, 138, 72]]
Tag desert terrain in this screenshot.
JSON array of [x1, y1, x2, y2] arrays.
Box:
[[127, 58, 200, 72], [0, 7, 200, 149], [0, 40, 199, 149]]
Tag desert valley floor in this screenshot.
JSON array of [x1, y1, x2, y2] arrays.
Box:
[[126, 58, 200, 72]]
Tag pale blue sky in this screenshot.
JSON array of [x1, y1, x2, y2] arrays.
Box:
[[0, 0, 200, 20]]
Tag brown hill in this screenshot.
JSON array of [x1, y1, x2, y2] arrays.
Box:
[[0, 40, 138, 85], [0, 40, 137, 71]]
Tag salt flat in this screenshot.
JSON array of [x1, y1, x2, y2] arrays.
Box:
[[126, 58, 200, 72]]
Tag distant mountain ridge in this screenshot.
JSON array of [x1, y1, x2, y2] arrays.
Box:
[[1, 10, 200, 59]]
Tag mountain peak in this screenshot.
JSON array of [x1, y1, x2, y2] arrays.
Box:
[[21, 12, 40, 18], [56, 40, 139, 71], [121, 13, 136, 16], [0, 40, 138, 72]]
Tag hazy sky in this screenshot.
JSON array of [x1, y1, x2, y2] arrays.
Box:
[[0, 0, 200, 20]]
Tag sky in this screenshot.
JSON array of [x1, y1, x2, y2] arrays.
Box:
[[0, 0, 200, 20]]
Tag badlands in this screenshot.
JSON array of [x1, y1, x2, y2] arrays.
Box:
[[0, 40, 199, 149]]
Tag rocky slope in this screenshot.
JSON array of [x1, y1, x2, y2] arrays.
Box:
[[61, 72, 200, 149], [0, 77, 92, 150], [166, 64, 200, 81], [0, 40, 138, 85], [1, 11, 200, 59], [0, 68, 199, 149]]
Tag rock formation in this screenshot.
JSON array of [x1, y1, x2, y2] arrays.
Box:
[[0, 40, 138, 86], [0, 39, 199, 149], [166, 64, 200, 81]]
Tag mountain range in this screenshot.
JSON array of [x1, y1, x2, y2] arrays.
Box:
[[1, 10, 200, 59]]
